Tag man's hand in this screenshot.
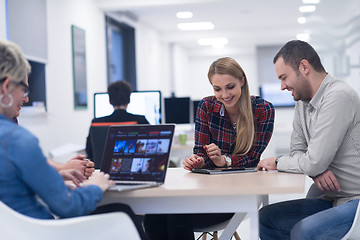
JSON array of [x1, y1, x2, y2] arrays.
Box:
[[257, 157, 277, 171], [313, 170, 340, 192], [59, 169, 85, 188]]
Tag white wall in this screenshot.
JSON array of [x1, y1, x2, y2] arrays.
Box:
[[136, 22, 171, 94], [19, 0, 107, 157], [186, 50, 259, 100], [0, 0, 6, 39], [344, 37, 360, 94]]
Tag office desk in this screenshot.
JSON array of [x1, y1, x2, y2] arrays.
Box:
[[101, 168, 305, 240]]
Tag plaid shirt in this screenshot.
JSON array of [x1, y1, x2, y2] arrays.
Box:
[[194, 96, 275, 168]]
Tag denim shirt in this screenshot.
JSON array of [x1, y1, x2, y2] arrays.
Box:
[[0, 114, 103, 219]]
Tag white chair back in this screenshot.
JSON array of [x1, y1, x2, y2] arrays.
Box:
[[0, 201, 141, 240], [341, 200, 360, 240], [306, 183, 360, 240]]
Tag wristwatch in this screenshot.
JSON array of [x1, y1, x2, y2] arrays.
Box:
[[275, 155, 282, 166], [224, 155, 232, 167]]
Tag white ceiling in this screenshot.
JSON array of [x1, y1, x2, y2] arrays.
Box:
[[97, 0, 360, 54]]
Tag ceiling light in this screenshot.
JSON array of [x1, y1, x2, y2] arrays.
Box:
[[299, 5, 316, 13], [176, 11, 193, 19], [177, 22, 214, 31], [198, 38, 228, 48], [302, 0, 320, 4], [297, 17, 307, 24], [296, 33, 310, 41]]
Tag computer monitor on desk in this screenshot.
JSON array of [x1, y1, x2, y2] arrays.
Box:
[[164, 97, 191, 124], [94, 91, 162, 125], [192, 100, 201, 123], [259, 83, 295, 108]]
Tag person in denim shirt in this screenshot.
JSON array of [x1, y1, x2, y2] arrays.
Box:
[[0, 40, 114, 219]]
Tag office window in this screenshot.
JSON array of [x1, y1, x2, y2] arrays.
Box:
[[106, 17, 137, 89]]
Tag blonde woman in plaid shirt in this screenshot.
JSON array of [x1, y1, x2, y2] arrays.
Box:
[[144, 57, 275, 240]]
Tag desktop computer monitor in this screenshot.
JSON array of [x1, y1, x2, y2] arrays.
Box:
[[192, 100, 201, 123], [164, 97, 191, 124], [94, 91, 162, 125], [259, 83, 295, 107]]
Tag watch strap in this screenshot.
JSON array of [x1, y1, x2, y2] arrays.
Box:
[[224, 155, 232, 167], [275, 155, 283, 165]]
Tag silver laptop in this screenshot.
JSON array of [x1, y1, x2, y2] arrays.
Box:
[[100, 124, 175, 191]]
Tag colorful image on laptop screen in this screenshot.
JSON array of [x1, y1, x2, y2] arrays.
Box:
[[101, 124, 175, 182]]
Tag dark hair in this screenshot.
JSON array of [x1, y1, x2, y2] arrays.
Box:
[[107, 80, 132, 106], [273, 40, 326, 73]]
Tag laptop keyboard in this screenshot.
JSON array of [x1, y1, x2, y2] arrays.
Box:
[[116, 182, 147, 186]]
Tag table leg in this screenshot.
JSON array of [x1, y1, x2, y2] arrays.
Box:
[[218, 212, 246, 240], [249, 209, 259, 240]]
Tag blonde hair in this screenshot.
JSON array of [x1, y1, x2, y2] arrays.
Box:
[[0, 40, 31, 83], [208, 57, 254, 155]]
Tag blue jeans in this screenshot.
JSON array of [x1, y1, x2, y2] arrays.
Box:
[[259, 198, 359, 240]]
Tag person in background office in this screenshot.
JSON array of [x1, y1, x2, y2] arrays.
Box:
[[85, 80, 149, 160], [0, 40, 149, 239], [257, 40, 360, 239], [144, 57, 275, 240]]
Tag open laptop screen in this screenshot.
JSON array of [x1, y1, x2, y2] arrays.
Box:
[[101, 124, 175, 182]]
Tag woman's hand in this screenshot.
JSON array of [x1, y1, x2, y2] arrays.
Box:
[[59, 169, 85, 188], [183, 154, 205, 171], [204, 143, 225, 167], [82, 172, 115, 192]]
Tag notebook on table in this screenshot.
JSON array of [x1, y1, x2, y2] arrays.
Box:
[[100, 124, 175, 191], [191, 167, 257, 175]]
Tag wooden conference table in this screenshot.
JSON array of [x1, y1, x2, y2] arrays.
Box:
[[100, 168, 305, 240]]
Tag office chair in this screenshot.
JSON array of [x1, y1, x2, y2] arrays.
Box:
[[341, 200, 360, 240], [89, 121, 138, 168], [0, 201, 142, 240], [306, 182, 325, 198], [194, 212, 246, 240]]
